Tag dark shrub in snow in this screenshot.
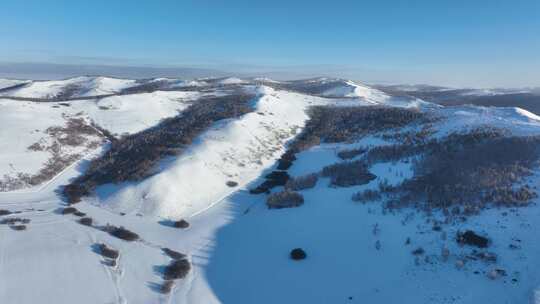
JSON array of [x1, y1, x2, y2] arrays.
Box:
[[226, 181, 238, 187], [277, 159, 293, 170], [250, 171, 291, 194], [96, 243, 120, 259], [60, 207, 78, 215], [78, 217, 93, 226], [105, 225, 140, 241], [412, 247, 425, 255], [163, 259, 191, 280], [73, 211, 86, 217], [162, 248, 187, 260], [285, 173, 318, 191], [10, 225, 26, 231], [321, 160, 376, 187], [160, 280, 175, 294], [267, 191, 304, 209], [276, 151, 297, 170], [173, 219, 190, 229], [0, 209, 12, 216], [63, 184, 89, 204], [103, 259, 117, 267], [290, 248, 307, 260], [0, 218, 30, 225], [456, 230, 489, 248], [265, 171, 290, 186], [249, 180, 275, 194]]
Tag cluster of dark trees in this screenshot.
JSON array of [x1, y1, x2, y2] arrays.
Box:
[[483, 186, 537, 206], [337, 147, 367, 160], [79, 217, 93, 226], [344, 127, 540, 213], [102, 225, 140, 241], [120, 80, 170, 94], [159, 247, 191, 293], [351, 189, 382, 202], [380, 125, 435, 146], [456, 230, 490, 248], [162, 248, 186, 260], [365, 127, 507, 165], [163, 258, 191, 280], [290, 106, 427, 151], [261, 79, 353, 97], [0, 217, 30, 225], [367, 129, 540, 210], [95, 243, 120, 259], [266, 190, 304, 209], [64, 94, 254, 203], [321, 160, 377, 187], [404, 134, 540, 208], [250, 106, 425, 194], [53, 84, 84, 100], [250, 170, 291, 194], [285, 173, 318, 191]]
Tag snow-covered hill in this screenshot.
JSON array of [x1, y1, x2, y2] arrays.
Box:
[[0, 76, 138, 99], [1, 76, 540, 304], [0, 90, 199, 192], [0, 79, 30, 91]]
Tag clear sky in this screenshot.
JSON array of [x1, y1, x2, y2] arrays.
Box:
[[0, 0, 539, 87]]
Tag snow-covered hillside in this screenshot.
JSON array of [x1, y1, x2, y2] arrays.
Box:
[[1, 76, 540, 304], [97, 87, 371, 218], [0, 90, 199, 192], [0, 79, 30, 91], [0, 76, 138, 98]]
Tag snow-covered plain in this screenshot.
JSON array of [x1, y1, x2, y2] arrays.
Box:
[[1, 77, 540, 304]]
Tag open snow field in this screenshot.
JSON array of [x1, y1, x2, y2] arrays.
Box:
[[1, 77, 540, 303]]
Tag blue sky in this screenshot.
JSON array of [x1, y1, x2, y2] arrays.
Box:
[[0, 0, 539, 87]]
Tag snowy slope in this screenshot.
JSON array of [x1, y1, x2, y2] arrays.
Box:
[[73, 90, 198, 136], [0, 79, 30, 90], [0, 91, 198, 191], [96, 86, 371, 218], [2, 77, 540, 304], [433, 105, 540, 138], [77, 76, 138, 96], [0, 76, 137, 98], [0, 99, 104, 192], [321, 79, 390, 101]]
